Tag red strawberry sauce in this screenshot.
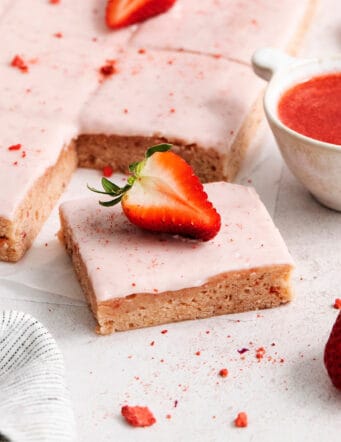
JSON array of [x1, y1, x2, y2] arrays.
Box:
[[278, 73, 341, 145]]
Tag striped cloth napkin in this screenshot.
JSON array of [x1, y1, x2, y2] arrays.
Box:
[[0, 311, 76, 441]]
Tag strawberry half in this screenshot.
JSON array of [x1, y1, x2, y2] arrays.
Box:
[[324, 311, 341, 390], [106, 0, 177, 29], [88, 144, 221, 241]]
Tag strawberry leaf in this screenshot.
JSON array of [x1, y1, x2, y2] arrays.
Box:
[[129, 161, 140, 173], [99, 195, 123, 207], [146, 143, 172, 158], [87, 184, 116, 196], [102, 177, 121, 194]]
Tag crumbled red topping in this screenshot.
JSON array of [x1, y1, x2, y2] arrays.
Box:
[[334, 298, 341, 309], [102, 165, 113, 177], [53, 32, 63, 38], [100, 64, 115, 76], [256, 347, 266, 360], [100, 60, 117, 78], [49, 0, 60, 4], [11, 55, 28, 73], [161, 329, 168, 334], [234, 412, 248, 428], [121, 405, 156, 427], [195, 351, 201, 356], [219, 368, 228, 378], [21, 151, 26, 158], [8, 144, 21, 151], [138, 48, 146, 54]]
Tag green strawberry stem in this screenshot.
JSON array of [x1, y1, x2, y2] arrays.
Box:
[[87, 143, 172, 206]]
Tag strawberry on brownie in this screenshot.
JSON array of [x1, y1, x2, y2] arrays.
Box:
[[88, 144, 221, 240], [59, 146, 294, 334]]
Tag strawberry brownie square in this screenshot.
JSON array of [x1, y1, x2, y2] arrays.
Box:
[[77, 49, 263, 183], [0, 115, 77, 262], [59, 182, 294, 334]]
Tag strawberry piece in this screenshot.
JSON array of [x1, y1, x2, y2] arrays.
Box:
[[8, 144, 22, 151], [88, 144, 221, 241], [234, 412, 248, 428], [324, 311, 341, 390], [121, 405, 156, 427], [106, 0, 176, 29], [102, 165, 114, 177], [11, 55, 28, 73], [333, 298, 341, 309]]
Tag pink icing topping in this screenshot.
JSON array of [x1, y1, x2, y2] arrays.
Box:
[[60, 182, 293, 301]]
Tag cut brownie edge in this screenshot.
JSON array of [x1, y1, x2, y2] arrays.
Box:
[[96, 265, 293, 334], [76, 94, 263, 184], [0, 142, 77, 262], [76, 133, 228, 183], [60, 209, 293, 335]]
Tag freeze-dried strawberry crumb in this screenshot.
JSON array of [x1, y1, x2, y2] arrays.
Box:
[[237, 348, 249, 354], [11, 55, 28, 73], [334, 298, 341, 309], [102, 165, 113, 177], [161, 329, 168, 334], [121, 405, 156, 427], [49, 0, 60, 4], [54, 32, 63, 38], [195, 351, 201, 356], [8, 144, 21, 151], [219, 368, 228, 378], [234, 412, 248, 428], [100, 60, 117, 77], [21, 151, 26, 158], [256, 347, 266, 360], [138, 48, 146, 54]]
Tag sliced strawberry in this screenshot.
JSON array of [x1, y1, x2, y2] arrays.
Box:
[[106, 0, 176, 29], [88, 144, 221, 241]]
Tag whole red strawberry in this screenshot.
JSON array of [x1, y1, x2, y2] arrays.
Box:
[[324, 311, 341, 390], [88, 144, 221, 241]]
